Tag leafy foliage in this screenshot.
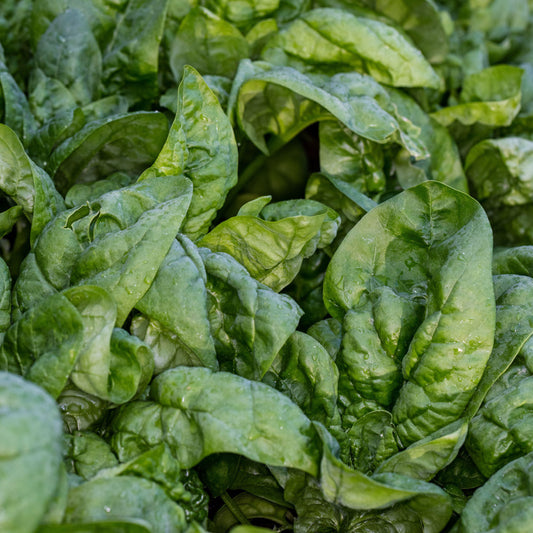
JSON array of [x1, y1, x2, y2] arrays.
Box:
[[1, 1, 533, 532]]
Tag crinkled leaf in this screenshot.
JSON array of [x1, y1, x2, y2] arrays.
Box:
[[199, 203, 336, 292], [111, 367, 321, 474], [324, 181, 495, 445], [199, 247, 302, 379], [315, 423, 452, 530], [0, 291, 84, 398], [65, 431, 119, 481], [139, 66, 238, 240], [263, 331, 340, 426]]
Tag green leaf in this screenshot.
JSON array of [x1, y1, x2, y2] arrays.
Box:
[[0, 124, 64, 241], [0, 291, 84, 398], [324, 181, 495, 445], [231, 61, 428, 157], [111, 367, 321, 474], [29, 9, 101, 124], [458, 452, 533, 533], [199, 246, 302, 379], [58, 385, 108, 434], [48, 112, 169, 194], [203, 0, 280, 29], [466, 137, 533, 206], [65, 172, 133, 208], [318, 120, 386, 198], [261, 8, 440, 88], [199, 201, 337, 292], [64, 285, 154, 403], [63, 477, 187, 533], [0, 59, 36, 145], [493, 246, 533, 277], [13, 175, 193, 326], [466, 332, 533, 477], [0, 372, 63, 533], [139, 66, 238, 240], [432, 66, 523, 127], [170, 7, 249, 81], [342, 410, 398, 474], [69, 177, 193, 325], [315, 423, 453, 531], [387, 88, 468, 193], [65, 431, 118, 480], [264, 331, 340, 426], [102, 0, 169, 105], [376, 418, 468, 481], [134, 236, 217, 371], [315, 0, 449, 64], [0, 205, 23, 239], [464, 274, 533, 419]]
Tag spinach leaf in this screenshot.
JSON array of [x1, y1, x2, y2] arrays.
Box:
[[458, 452, 533, 533], [63, 477, 187, 533], [102, 0, 169, 105], [29, 9, 101, 125], [199, 199, 339, 292], [0, 372, 63, 533], [324, 181, 495, 445], [48, 111, 169, 194], [230, 61, 428, 157], [169, 7, 249, 82], [261, 8, 440, 88], [111, 367, 322, 474], [139, 66, 238, 240]]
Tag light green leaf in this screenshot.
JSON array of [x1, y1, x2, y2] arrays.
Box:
[[432, 66, 523, 127], [261, 8, 440, 88]]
